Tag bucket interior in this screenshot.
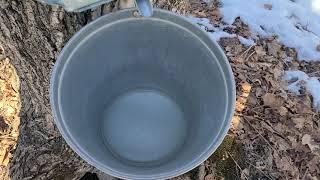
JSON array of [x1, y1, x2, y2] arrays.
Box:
[[56, 15, 230, 177]]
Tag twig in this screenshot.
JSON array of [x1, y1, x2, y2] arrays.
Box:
[[242, 117, 277, 153], [242, 116, 294, 170], [230, 64, 254, 71], [0, 135, 16, 140], [198, 163, 206, 180], [308, 70, 320, 76], [245, 51, 255, 61], [246, 161, 274, 180], [240, 45, 254, 58], [227, 152, 249, 180], [302, 168, 308, 180], [280, 58, 288, 68]]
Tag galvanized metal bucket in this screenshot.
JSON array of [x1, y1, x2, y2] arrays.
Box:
[[50, 9, 235, 179], [38, 0, 153, 16]]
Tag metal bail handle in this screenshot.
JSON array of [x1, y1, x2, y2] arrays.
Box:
[[135, 0, 153, 17]]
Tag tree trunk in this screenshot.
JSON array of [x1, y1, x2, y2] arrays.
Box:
[[0, 0, 118, 179]]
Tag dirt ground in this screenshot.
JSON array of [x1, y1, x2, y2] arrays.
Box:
[[0, 0, 320, 179]]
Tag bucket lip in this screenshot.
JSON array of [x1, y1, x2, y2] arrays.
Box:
[[50, 8, 236, 180]]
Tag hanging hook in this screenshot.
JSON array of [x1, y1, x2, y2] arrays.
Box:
[[134, 0, 153, 17]]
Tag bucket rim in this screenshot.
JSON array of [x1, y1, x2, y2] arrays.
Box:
[[50, 8, 236, 180]]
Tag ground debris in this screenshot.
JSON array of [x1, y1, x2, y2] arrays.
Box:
[[173, 1, 320, 178], [0, 57, 21, 179], [217, 35, 320, 179]]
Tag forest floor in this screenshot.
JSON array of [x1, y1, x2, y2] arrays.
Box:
[[160, 0, 320, 179], [0, 0, 320, 179]]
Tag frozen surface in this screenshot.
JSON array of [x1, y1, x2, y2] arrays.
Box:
[[188, 4, 320, 107], [284, 70, 320, 110], [188, 17, 255, 46], [220, 0, 320, 61]]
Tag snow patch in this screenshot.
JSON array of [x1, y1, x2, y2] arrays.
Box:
[[187, 17, 216, 30], [187, 16, 255, 46], [220, 0, 320, 61], [284, 70, 320, 110], [238, 36, 256, 46]]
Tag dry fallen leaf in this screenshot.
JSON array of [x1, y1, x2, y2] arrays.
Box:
[[204, 174, 215, 180], [255, 46, 266, 56], [267, 41, 281, 57], [241, 168, 249, 179], [255, 87, 264, 97], [272, 66, 283, 80], [292, 117, 305, 129], [236, 101, 246, 112], [231, 115, 242, 131], [302, 134, 320, 152], [0, 145, 9, 166], [237, 73, 246, 82], [188, 19, 319, 178], [247, 94, 258, 106], [307, 156, 320, 174], [277, 137, 291, 151], [2, 151, 11, 166], [273, 151, 294, 171], [288, 136, 298, 148], [242, 82, 251, 93], [263, 93, 283, 108], [278, 106, 288, 116]]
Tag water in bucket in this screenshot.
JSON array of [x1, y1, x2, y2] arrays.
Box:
[[103, 89, 188, 164]]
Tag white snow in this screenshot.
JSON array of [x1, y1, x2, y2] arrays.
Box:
[[187, 17, 215, 30], [284, 70, 320, 110], [220, 0, 320, 61], [187, 2, 320, 108], [187, 16, 255, 46], [238, 36, 256, 46]]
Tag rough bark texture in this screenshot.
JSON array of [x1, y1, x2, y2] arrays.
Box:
[[0, 0, 118, 179]]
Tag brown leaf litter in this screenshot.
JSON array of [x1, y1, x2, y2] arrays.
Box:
[[0, 54, 21, 179], [157, 0, 320, 178], [218, 35, 320, 179]]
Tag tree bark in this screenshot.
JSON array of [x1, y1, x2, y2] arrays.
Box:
[[0, 0, 118, 179]]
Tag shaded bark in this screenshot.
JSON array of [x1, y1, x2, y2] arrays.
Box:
[[0, 0, 116, 179]]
